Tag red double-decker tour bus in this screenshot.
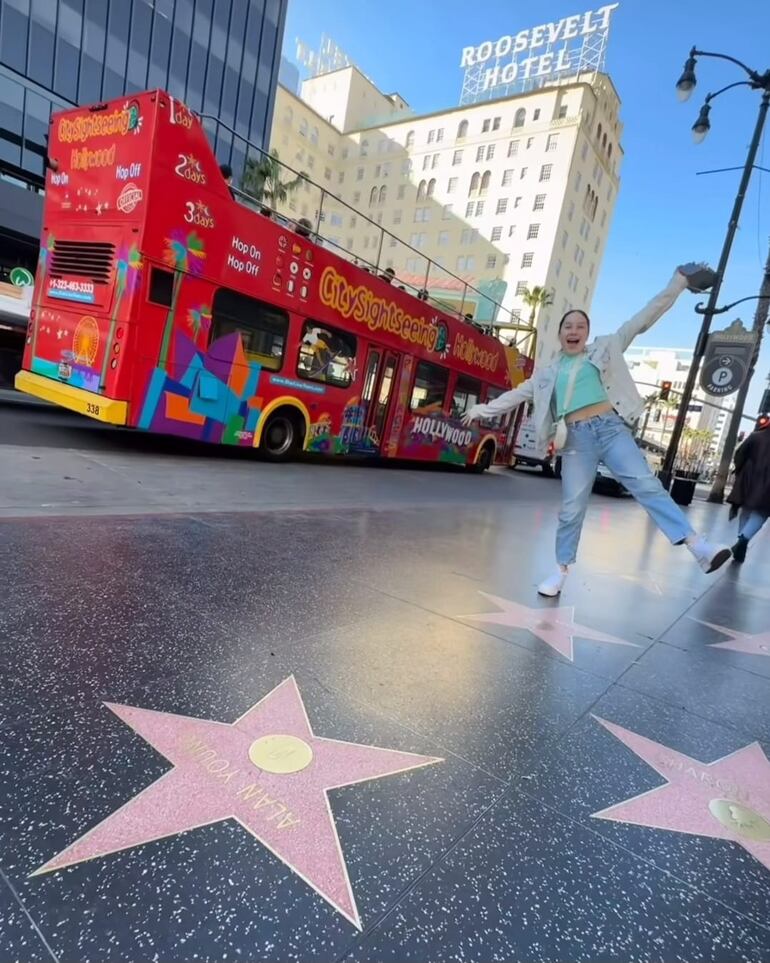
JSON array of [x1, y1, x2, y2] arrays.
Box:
[[16, 90, 533, 470]]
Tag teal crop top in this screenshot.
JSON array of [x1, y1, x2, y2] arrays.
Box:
[[555, 353, 609, 417]]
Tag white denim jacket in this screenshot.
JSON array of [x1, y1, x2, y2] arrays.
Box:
[[466, 271, 690, 449]]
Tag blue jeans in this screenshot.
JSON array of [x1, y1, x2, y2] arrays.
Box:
[[738, 508, 768, 542], [556, 412, 694, 566]]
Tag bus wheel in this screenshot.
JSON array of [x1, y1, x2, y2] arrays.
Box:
[[261, 409, 302, 462], [471, 443, 495, 474]]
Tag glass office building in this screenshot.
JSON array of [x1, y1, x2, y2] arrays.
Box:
[[0, 0, 288, 271]]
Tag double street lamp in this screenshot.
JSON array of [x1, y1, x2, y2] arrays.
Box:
[[659, 48, 770, 491]]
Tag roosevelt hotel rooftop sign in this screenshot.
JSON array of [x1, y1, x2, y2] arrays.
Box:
[[459, 4, 619, 104]]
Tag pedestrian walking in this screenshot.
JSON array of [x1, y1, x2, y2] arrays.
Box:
[[463, 264, 731, 596], [727, 416, 770, 562]]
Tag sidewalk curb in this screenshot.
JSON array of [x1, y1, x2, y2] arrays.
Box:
[[0, 388, 50, 408]]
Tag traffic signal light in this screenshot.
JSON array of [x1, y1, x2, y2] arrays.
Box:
[[660, 380, 672, 401]]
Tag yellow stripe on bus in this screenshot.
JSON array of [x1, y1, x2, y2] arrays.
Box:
[[14, 370, 128, 425]]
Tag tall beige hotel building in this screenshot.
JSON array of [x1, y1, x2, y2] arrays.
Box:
[[268, 6, 622, 359]]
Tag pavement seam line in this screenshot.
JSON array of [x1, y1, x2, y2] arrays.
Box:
[[0, 866, 61, 963]]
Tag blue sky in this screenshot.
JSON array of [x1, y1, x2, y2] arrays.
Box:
[[283, 0, 770, 420]]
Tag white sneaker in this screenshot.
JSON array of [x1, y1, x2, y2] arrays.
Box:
[[686, 537, 732, 574], [538, 568, 568, 597]]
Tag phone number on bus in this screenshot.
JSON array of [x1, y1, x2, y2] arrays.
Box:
[[48, 279, 96, 303]]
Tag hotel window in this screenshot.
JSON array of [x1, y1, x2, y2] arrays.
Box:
[[448, 176, 458, 193], [476, 145, 485, 162], [558, 104, 568, 119], [457, 120, 468, 140], [496, 198, 508, 214], [465, 201, 475, 217], [527, 223, 540, 239], [431, 154, 439, 169], [360, 140, 369, 156], [486, 144, 495, 160], [546, 134, 559, 152], [486, 255, 497, 269], [492, 117, 501, 130], [516, 281, 528, 295], [508, 140, 519, 157], [443, 204, 453, 219], [406, 130, 415, 148], [502, 169, 514, 186], [480, 171, 492, 193], [514, 108, 526, 128], [533, 108, 541, 120], [436, 128, 445, 142], [526, 137, 534, 149], [521, 252, 534, 268], [453, 150, 463, 165], [539, 164, 552, 182], [482, 119, 491, 133], [491, 226, 502, 241], [520, 167, 528, 180], [427, 129, 436, 144], [475, 201, 484, 216], [514, 196, 522, 208], [533, 193, 546, 210]]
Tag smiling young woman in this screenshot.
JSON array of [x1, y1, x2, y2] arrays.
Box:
[[464, 263, 731, 597]]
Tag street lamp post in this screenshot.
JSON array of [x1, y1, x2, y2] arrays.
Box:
[[659, 49, 770, 490], [696, 280, 770, 501]]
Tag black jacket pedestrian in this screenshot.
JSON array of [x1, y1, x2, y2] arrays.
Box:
[[727, 427, 770, 515]]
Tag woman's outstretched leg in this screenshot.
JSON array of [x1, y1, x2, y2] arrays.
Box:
[[597, 415, 730, 573]]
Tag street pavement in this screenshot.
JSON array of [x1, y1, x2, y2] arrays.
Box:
[[1, 398, 769, 963]]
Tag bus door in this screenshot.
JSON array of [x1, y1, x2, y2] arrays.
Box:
[[361, 347, 399, 452]]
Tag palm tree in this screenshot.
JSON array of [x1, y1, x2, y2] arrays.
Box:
[[242, 150, 306, 208], [519, 285, 554, 357]]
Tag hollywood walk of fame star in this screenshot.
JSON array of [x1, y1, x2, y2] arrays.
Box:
[[31, 677, 442, 928], [690, 617, 770, 658], [592, 716, 770, 870], [463, 592, 637, 662]]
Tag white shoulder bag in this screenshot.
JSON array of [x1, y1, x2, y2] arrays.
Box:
[[552, 356, 585, 452]]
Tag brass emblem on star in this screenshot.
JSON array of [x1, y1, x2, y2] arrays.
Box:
[[249, 734, 314, 774], [708, 799, 770, 842]]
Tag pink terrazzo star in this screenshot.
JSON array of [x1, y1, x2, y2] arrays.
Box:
[[592, 716, 770, 870], [31, 677, 441, 928], [464, 592, 637, 662], [691, 618, 770, 658]]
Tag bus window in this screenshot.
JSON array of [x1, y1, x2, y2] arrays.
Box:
[[361, 351, 380, 404], [451, 375, 482, 418], [148, 267, 174, 307], [410, 360, 448, 412], [297, 320, 357, 388], [482, 386, 512, 428], [211, 288, 288, 371]]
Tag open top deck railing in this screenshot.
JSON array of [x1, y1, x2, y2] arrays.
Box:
[[198, 113, 536, 355]]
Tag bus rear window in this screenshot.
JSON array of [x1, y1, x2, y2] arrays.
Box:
[[410, 361, 448, 411], [210, 288, 288, 371]]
